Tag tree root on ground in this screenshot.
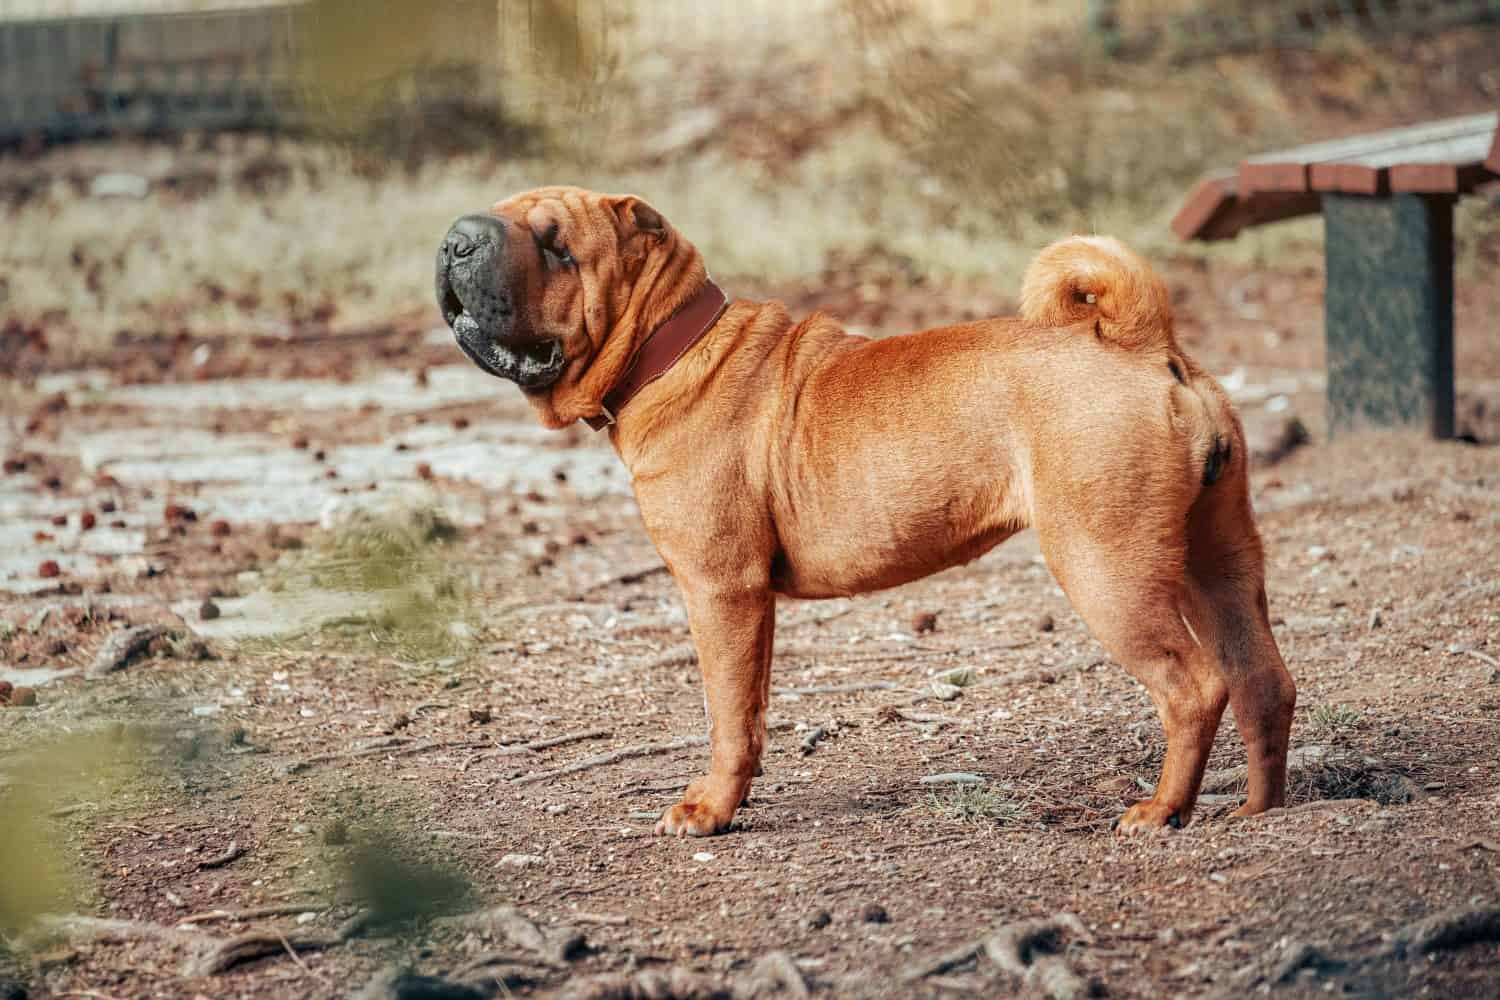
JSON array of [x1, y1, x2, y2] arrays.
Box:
[[903, 913, 1094, 999]]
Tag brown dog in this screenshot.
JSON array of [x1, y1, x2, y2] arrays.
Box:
[[436, 186, 1296, 837]]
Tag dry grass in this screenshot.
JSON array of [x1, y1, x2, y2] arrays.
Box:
[[8, 0, 1480, 350], [926, 783, 1026, 825]]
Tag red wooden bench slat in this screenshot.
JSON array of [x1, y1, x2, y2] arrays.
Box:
[[1170, 172, 1234, 241], [1237, 161, 1308, 196], [1177, 110, 1499, 241]]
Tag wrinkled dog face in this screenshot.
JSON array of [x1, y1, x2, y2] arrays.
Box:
[[436, 186, 674, 418]]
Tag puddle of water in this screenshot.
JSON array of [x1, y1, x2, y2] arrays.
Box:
[[0, 665, 79, 688], [176, 588, 385, 641], [105, 365, 508, 413], [71, 429, 277, 473]]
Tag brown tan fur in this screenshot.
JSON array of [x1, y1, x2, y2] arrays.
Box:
[[481, 186, 1296, 837]]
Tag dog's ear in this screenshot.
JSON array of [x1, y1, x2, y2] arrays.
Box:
[[615, 196, 666, 242]]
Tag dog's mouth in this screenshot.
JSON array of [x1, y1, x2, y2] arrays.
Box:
[[438, 264, 564, 391], [452, 312, 565, 390]]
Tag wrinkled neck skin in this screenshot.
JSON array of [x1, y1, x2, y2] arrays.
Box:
[[523, 233, 708, 429]]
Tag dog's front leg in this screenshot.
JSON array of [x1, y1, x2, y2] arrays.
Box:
[[655, 583, 774, 837]]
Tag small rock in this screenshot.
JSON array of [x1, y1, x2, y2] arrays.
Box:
[[1249, 415, 1310, 466], [499, 853, 545, 867], [9, 687, 37, 708], [860, 902, 890, 924], [807, 909, 832, 930], [388, 712, 412, 732], [322, 819, 349, 845], [1368, 608, 1383, 629], [79, 511, 97, 531], [416, 462, 435, 480], [930, 681, 962, 701], [88, 625, 170, 678], [1037, 613, 1055, 633], [691, 851, 715, 863], [468, 706, 493, 725], [163, 502, 197, 523], [920, 772, 985, 785], [935, 666, 974, 687], [89, 171, 150, 199], [911, 611, 939, 634], [210, 519, 231, 537], [50, 513, 67, 527], [37, 560, 61, 579], [199, 599, 221, 621]]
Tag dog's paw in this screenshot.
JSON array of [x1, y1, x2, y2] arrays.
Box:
[[654, 798, 733, 838], [1113, 800, 1184, 836]]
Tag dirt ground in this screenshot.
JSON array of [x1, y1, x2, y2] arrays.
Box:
[[4, 11, 1500, 997], [3, 226, 1500, 999]]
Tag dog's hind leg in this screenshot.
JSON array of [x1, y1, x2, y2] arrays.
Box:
[[1183, 463, 1296, 817], [1036, 514, 1230, 834]]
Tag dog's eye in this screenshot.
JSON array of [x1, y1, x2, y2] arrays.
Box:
[[538, 227, 575, 268]]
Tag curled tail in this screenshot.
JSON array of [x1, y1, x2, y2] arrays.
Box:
[[1022, 235, 1240, 488], [1019, 235, 1176, 351]]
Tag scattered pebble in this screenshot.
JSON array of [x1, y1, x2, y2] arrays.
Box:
[[388, 712, 412, 732], [499, 853, 545, 867], [860, 903, 890, 924], [416, 462, 435, 480], [210, 519, 232, 537], [38, 560, 61, 579], [199, 599, 221, 621], [80, 511, 97, 530], [468, 706, 493, 725], [807, 909, 832, 930], [935, 666, 974, 687], [163, 503, 197, 523], [919, 772, 984, 785], [911, 611, 939, 634], [1037, 613, 1055, 633], [692, 852, 716, 863], [930, 681, 961, 701], [1368, 608, 1383, 629]]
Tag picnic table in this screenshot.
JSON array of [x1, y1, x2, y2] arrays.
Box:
[[1172, 111, 1500, 439]]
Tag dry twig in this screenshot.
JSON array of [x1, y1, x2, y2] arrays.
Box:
[[512, 722, 794, 786], [198, 840, 246, 870], [177, 903, 327, 926]]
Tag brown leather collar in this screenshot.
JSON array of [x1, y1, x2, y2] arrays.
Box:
[[584, 278, 729, 431]]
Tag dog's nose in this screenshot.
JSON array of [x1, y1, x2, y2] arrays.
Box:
[[443, 214, 503, 262]]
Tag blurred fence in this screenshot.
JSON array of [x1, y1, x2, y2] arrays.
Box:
[[0, 1, 300, 141], [0, 0, 500, 143]]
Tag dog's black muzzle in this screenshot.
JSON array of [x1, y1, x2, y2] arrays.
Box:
[[436, 214, 563, 390]]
